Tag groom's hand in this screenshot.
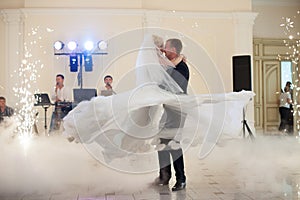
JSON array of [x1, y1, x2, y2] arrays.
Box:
[[160, 48, 166, 53]]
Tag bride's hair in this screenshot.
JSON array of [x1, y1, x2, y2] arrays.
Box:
[[136, 34, 183, 94], [152, 35, 164, 48]]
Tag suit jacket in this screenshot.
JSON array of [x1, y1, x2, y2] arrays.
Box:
[[162, 59, 190, 131], [166, 60, 189, 94]]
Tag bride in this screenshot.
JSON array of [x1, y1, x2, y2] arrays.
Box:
[[63, 34, 254, 166]]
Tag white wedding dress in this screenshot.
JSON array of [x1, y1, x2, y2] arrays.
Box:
[[63, 35, 255, 168]]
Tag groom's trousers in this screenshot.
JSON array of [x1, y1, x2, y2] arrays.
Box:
[[157, 105, 186, 184], [158, 138, 186, 184]]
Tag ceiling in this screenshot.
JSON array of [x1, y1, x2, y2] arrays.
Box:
[[252, 0, 300, 6]]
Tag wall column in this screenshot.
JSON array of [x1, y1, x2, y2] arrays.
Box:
[[1, 9, 24, 106], [232, 12, 258, 135], [232, 12, 257, 55]]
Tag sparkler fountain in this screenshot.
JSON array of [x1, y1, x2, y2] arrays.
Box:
[[279, 10, 300, 135], [11, 26, 49, 152]]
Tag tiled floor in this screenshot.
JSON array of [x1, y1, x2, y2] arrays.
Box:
[[1, 132, 300, 200]]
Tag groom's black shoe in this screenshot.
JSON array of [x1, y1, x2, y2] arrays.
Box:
[[171, 182, 186, 191]]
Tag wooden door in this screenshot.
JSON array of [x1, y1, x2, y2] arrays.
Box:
[[262, 61, 281, 133]]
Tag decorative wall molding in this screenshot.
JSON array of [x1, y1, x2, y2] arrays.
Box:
[[0, 8, 258, 21], [232, 12, 258, 25], [1, 9, 24, 24]]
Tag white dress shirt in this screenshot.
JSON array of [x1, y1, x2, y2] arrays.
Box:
[[51, 86, 72, 102]]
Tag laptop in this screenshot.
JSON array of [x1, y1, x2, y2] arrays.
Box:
[[100, 90, 114, 97], [34, 93, 53, 106], [73, 88, 97, 103]]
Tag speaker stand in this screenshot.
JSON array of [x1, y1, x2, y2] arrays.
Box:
[[242, 107, 255, 141]]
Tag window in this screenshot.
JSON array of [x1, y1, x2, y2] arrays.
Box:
[[281, 61, 292, 92]]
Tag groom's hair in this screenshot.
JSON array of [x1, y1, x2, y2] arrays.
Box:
[[167, 38, 182, 55]]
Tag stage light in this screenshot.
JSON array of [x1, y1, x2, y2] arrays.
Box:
[[97, 40, 107, 50], [84, 53, 93, 72], [54, 41, 64, 50], [84, 41, 94, 51], [69, 54, 78, 72], [67, 41, 77, 51], [53, 39, 108, 88]]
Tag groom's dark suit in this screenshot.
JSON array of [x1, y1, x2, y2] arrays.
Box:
[[157, 59, 189, 186]]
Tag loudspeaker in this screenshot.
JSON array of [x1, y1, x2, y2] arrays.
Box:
[[232, 55, 252, 92]]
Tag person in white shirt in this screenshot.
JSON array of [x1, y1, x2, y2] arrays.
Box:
[[49, 74, 72, 133], [278, 86, 292, 133], [99, 75, 116, 96]]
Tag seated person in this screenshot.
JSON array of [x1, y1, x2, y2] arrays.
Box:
[[99, 75, 116, 96], [0, 96, 14, 119]]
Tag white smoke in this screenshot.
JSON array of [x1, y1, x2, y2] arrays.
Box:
[[1, 117, 300, 198], [0, 118, 155, 195]]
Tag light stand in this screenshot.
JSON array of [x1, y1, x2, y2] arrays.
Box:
[[78, 53, 83, 89], [34, 93, 53, 136], [42, 105, 50, 134], [34, 103, 51, 135], [242, 106, 255, 140], [55, 52, 107, 88], [54, 40, 108, 88]]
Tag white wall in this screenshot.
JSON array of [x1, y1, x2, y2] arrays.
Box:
[[253, 3, 300, 38], [1, 9, 256, 100], [0, 0, 257, 130], [23, 10, 144, 94], [0, 0, 297, 136], [0, 17, 5, 97]]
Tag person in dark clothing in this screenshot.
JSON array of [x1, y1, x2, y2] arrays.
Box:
[[278, 86, 292, 132], [154, 38, 189, 192], [0, 96, 14, 118], [285, 81, 294, 134]]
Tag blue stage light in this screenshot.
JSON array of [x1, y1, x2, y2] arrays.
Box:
[[69, 54, 78, 72], [84, 53, 93, 72]]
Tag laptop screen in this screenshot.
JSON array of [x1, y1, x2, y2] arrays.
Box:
[[73, 88, 97, 103], [100, 90, 113, 97]]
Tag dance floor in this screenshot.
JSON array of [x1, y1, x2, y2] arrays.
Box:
[[1, 130, 300, 200]]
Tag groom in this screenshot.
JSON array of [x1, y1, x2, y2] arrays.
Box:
[[154, 38, 189, 191]]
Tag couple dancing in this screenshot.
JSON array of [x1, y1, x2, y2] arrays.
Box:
[[150, 36, 189, 191], [64, 35, 190, 191], [63, 34, 254, 190]]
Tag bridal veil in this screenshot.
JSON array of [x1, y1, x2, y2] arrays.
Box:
[[63, 32, 255, 172]]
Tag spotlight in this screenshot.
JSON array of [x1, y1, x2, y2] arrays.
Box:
[[69, 54, 78, 72], [54, 41, 64, 50], [97, 40, 108, 50], [84, 41, 94, 51], [84, 53, 93, 72], [67, 41, 77, 51]]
